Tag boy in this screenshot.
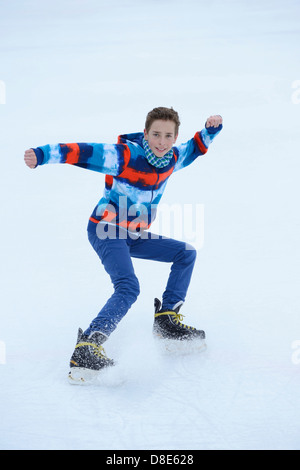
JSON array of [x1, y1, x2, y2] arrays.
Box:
[[24, 107, 223, 382]]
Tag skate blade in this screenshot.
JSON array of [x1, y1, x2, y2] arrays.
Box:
[[155, 336, 207, 356], [68, 367, 100, 385], [68, 365, 125, 387]]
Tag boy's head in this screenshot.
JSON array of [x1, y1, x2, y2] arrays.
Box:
[[144, 107, 180, 158]]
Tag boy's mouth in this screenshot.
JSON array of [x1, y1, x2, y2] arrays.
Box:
[[155, 147, 167, 154]]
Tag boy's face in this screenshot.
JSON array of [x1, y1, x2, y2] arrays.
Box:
[[144, 120, 178, 157]]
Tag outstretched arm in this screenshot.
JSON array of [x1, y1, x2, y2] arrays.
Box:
[[24, 141, 132, 176], [174, 115, 223, 171]]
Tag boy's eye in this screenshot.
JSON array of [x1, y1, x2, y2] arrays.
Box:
[[152, 133, 173, 138]]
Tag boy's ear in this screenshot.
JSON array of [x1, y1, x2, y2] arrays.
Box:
[[144, 128, 148, 140]]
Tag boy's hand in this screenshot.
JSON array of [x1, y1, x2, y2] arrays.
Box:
[[205, 115, 223, 129], [24, 149, 37, 169]]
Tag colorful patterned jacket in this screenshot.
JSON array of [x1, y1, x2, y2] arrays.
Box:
[[33, 125, 222, 236]]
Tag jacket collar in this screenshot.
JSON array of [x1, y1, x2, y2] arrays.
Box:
[[117, 132, 144, 147]]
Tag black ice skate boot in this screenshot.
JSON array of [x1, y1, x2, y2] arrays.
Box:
[[68, 328, 114, 384], [153, 298, 206, 343]]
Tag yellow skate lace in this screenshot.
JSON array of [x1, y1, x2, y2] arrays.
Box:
[[154, 311, 195, 330], [75, 341, 108, 359]]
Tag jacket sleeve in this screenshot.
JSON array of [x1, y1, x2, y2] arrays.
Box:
[[174, 124, 222, 172], [32, 142, 132, 176]]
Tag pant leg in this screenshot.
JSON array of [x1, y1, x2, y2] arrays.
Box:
[[129, 234, 197, 310], [85, 231, 140, 337]]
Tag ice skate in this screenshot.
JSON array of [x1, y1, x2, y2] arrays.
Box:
[[68, 328, 114, 384], [153, 298, 206, 354]]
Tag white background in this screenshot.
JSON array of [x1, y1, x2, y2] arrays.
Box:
[[0, 0, 300, 450]]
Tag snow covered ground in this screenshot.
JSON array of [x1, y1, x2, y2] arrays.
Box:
[[1, 0, 300, 450]]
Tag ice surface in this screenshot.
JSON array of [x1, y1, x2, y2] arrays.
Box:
[[1, 0, 300, 450]]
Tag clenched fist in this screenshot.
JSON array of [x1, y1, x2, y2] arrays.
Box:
[[24, 149, 37, 169], [205, 115, 223, 129]]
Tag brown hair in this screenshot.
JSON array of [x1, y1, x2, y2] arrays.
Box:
[[145, 107, 180, 136]]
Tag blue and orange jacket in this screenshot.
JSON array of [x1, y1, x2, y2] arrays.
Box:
[[33, 125, 222, 235]]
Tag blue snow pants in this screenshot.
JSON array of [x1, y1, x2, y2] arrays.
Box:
[[84, 230, 197, 337]]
